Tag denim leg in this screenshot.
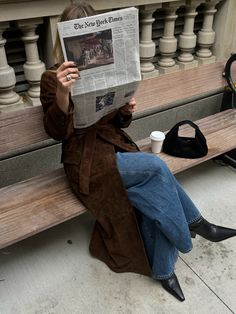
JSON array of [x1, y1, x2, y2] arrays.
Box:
[[136, 212, 179, 279], [116, 152, 201, 278], [172, 176, 202, 224]]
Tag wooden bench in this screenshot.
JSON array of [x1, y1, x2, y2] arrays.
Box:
[[1, 62, 236, 250]]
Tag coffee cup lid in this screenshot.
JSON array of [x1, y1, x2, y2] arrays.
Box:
[[150, 131, 165, 141]]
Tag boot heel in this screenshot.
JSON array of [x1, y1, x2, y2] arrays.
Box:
[[189, 217, 236, 242]]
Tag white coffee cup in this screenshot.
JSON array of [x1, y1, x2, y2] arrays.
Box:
[[150, 131, 165, 154]]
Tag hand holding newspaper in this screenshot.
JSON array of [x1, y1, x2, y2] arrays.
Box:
[[58, 7, 141, 128]]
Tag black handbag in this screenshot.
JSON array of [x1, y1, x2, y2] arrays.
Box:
[[162, 120, 208, 159]]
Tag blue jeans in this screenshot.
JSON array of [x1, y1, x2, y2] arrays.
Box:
[[116, 152, 201, 279]]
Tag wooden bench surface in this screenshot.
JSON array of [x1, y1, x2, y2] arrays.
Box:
[[0, 109, 235, 249], [138, 108, 236, 174], [135, 61, 230, 118], [0, 61, 233, 159]]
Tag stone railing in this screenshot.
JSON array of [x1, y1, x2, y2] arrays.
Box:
[[0, 0, 235, 112]]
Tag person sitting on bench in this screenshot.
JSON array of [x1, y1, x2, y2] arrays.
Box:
[[40, 1, 236, 302]]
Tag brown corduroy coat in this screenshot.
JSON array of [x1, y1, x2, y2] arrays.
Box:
[[40, 70, 151, 276]]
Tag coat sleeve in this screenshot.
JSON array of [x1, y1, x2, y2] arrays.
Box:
[[114, 110, 132, 129], [40, 71, 73, 141]]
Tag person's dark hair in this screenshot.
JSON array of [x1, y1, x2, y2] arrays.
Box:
[[53, 1, 96, 63]]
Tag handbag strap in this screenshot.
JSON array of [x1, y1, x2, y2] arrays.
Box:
[[169, 120, 200, 136], [224, 53, 236, 94]]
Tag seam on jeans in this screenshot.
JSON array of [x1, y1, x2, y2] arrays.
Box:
[[153, 271, 175, 280], [118, 170, 160, 175], [118, 170, 168, 184], [188, 214, 202, 225], [152, 252, 179, 280], [181, 246, 193, 254], [155, 211, 193, 253]]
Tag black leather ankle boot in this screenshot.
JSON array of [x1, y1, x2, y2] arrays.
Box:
[[160, 273, 185, 302], [189, 217, 236, 242]]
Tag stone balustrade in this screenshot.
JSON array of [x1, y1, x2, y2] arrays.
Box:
[[0, 0, 233, 111]]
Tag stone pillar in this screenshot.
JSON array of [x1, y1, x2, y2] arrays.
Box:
[[177, 0, 201, 69], [16, 18, 46, 106], [195, 0, 221, 64], [139, 4, 161, 79], [158, 1, 184, 74], [0, 22, 24, 112]]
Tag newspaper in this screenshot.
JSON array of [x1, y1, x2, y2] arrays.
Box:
[[58, 7, 140, 128]]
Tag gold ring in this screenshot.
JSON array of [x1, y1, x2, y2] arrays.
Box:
[[66, 74, 72, 81]]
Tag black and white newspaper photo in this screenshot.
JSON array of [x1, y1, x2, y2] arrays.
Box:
[[57, 7, 141, 128]]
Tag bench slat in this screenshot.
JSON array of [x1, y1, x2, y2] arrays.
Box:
[[0, 106, 49, 156], [0, 169, 86, 249], [160, 125, 236, 174], [137, 110, 236, 174], [136, 109, 236, 151], [0, 109, 235, 249], [135, 62, 230, 117]]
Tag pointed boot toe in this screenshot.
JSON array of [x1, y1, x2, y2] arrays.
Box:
[[160, 273, 185, 302], [189, 217, 236, 242]]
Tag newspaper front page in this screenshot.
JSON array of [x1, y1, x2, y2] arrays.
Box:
[[58, 7, 140, 128]]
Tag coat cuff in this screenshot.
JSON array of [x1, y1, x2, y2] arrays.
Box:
[[48, 102, 69, 127], [115, 110, 132, 128]]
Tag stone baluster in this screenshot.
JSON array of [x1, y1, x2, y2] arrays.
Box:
[[0, 22, 23, 112], [16, 18, 45, 106], [158, 1, 185, 74], [195, 0, 221, 64], [177, 0, 201, 69], [44, 16, 59, 68], [139, 4, 161, 79]]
